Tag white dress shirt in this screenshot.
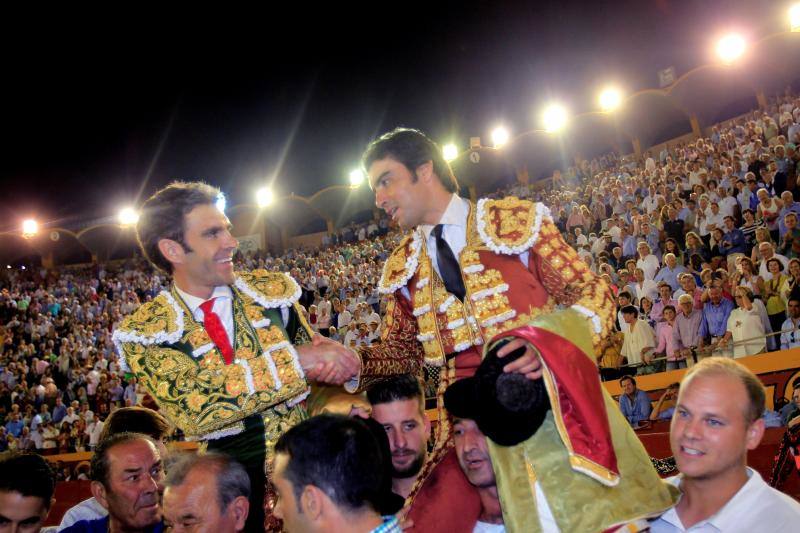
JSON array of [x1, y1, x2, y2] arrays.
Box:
[[401, 194, 529, 300], [175, 283, 289, 343], [649, 468, 800, 532]]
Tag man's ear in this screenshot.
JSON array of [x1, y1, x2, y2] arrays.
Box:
[[301, 485, 325, 522], [90, 481, 109, 510], [157, 238, 184, 266], [229, 495, 249, 530], [415, 161, 434, 183], [745, 417, 766, 451]]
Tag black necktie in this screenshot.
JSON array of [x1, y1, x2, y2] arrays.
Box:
[[432, 224, 466, 300]]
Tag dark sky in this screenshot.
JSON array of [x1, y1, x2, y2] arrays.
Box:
[[0, 0, 780, 231]]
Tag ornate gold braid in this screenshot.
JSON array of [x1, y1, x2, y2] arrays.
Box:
[[533, 218, 616, 350]]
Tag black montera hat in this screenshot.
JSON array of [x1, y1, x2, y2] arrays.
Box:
[[444, 339, 550, 446]]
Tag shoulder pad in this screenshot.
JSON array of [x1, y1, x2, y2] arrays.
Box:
[[378, 232, 424, 294], [112, 291, 185, 349], [476, 197, 551, 255], [234, 270, 301, 308]]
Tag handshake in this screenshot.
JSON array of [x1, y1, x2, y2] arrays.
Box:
[[297, 334, 361, 386]]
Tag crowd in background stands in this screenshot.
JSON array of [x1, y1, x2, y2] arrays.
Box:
[[3, 90, 800, 461]]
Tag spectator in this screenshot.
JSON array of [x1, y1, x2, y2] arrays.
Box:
[[649, 383, 680, 421], [636, 242, 660, 280], [762, 258, 788, 333], [674, 273, 703, 310], [620, 305, 656, 371], [757, 242, 789, 281], [649, 358, 800, 531], [272, 415, 400, 533], [780, 297, 800, 351], [632, 268, 658, 305], [618, 376, 653, 427], [654, 254, 687, 292], [0, 451, 57, 532], [162, 453, 250, 533], [674, 294, 702, 366], [718, 287, 767, 358], [698, 287, 735, 358], [652, 283, 678, 324], [654, 305, 685, 370], [58, 406, 172, 530], [61, 432, 164, 533]]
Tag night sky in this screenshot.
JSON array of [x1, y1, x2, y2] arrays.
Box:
[[0, 0, 780, 231]]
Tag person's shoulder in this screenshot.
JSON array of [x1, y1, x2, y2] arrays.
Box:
[[59, 516, 109, 533], [111, 291, 182, 351], [377, 231, 422, 294], [234, 270, 302, 309], [476, 196, 551, 255]]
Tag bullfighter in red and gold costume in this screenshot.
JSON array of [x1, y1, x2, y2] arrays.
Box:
[[347, 128, 676, 532]]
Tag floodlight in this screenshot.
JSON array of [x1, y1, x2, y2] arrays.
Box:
[[491, 127, 510, 148], [443, 143, 459, 162], [118, 207, 139, 226], [599, 88, 622, 112], [256, 187, 274, 208], [791, 4, 800, 32], [716, 34, 746, 64], [22, 219, 38, 237], [542, 104, 567, 132], [349, 169, 365, 187]]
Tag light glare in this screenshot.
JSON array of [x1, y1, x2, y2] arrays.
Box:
[[118, 207, 139, 226], [256, 187, 274, 208], [599, 88, 622, 112], [542, 104, 568, 132], [22, 219, 38, 237], [349, 169, 365, 187], [443, 143, 458, 162], [216, 193, 227, 213], [716, 34, 746, 64], [791, 4, 800, 32], [491, 127, 510, 148]]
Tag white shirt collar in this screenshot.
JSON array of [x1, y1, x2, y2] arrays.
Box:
[[419, 194, 470, 240], [174, 285, 233, 319]]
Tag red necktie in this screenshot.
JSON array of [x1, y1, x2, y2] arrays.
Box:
[[200, 298, 235, 365]]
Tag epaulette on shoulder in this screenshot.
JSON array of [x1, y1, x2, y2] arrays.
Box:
[[112, 291, 185, 355], [476, 196, 551, 255], [234, 270, 302, 308], [378, 231, 424, 294]]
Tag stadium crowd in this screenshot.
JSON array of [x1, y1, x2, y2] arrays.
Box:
[[1, 92, 800, 531]]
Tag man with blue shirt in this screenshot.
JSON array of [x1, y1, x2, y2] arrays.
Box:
[[777, 190, 800, 238], [698, 286, 734, 358], [654, 254, 687, 292], [718, 215, 746, 270], [618, 376, 652, 427]]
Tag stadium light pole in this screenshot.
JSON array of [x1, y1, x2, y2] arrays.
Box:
[[542, 104, 568, 133], [791, 3, 800, 32], [599, 88, 623, 112], [491, 127, 510, 148], [22, 219, 39, 239], [256, 187, 274, 208], [349, 169, 365, 187], [716, 34, 746, 64], [443, 143, 459, 162], [118, 207, 139, 227]]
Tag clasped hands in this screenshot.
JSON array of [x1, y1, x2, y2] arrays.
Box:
[[297, 334, 361, 385]]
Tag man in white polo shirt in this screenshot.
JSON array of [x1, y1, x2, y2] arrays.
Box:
[[649, 357, 800, 531]]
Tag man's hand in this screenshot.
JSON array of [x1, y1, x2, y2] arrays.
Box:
[[496, 338, 543, 380], [296, 334, 361, 385]]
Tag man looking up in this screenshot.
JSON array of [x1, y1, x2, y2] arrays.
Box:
[[650, 358, 800, 531], [162, 453, 250, 533], [0, 451, 57, 533], [113, 182, 358, 531], [367, 375, 479, 530], [62, 433, 165, 533]]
